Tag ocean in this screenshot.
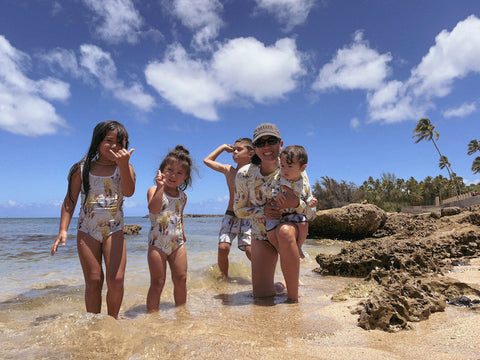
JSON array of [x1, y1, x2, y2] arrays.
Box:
[[0, 216, 350, 359]]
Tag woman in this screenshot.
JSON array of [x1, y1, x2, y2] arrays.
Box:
[[234, 123, 311, 302]]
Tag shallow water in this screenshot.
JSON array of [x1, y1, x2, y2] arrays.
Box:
[[0, 217, 350, 359]]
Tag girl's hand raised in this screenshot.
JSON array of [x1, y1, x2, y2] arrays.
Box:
[[110, 148, 134, 166], [154, 170, 166, 189]]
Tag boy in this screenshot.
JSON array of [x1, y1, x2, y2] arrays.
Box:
[[266, 145, 317, 259], [204, 139, 255, 280]]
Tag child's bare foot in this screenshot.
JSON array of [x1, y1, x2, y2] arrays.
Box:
[[298, 247, 305, 259]]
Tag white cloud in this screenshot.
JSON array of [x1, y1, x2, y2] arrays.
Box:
[[0, 36, 67, 136], [40, 48, 82, 78], [145, 44, 229, 120], [145, 38, 304, 120], [409, 15, 480, 99], [313, 16, 480, 124], [254, 0, 317, 31], [366, 80, 428, 124], [83, 0, 144, 44], [36, 78, 70, 101], [213, 37, 304, 102], [350, 117, 360, 130], [80, 44, 155, 111], [172, 0, 223, 50], [313, 31, 392, 91], [463, 178, 480, 186], [443, 102, 477, 118]]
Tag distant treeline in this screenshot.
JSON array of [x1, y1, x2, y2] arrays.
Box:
[[312, 172, 480, 212]]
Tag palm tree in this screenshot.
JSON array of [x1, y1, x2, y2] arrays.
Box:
[[439, 155, 450, 170], [467, 140, 480, 174], [413, 118, 459, 198]]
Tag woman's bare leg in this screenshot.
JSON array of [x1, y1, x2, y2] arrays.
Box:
[[276, 223, 300, 302], [251, 239, 278, 298]]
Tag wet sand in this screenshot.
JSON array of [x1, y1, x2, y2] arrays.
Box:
[[309, 258, 480, 360]]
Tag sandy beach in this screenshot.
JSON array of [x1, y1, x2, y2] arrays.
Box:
[[302, 259, 480, 360]]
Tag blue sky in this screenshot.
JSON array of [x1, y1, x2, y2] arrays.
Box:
[[1, 0, 480, 217]]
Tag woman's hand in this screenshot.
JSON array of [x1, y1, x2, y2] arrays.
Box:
[[264, 201, 282, 219], [276, 186, 300, 209]]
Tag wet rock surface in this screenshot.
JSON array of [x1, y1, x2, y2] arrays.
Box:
[[124, 224, 142, 235], [314, 204, 480, 331]]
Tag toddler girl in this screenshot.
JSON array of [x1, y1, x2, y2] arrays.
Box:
[[146, 145, 193, 312]]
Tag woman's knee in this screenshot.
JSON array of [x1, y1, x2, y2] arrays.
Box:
[[277, 224, 297, 242]]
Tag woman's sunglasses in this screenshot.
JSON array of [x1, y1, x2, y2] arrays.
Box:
[[254, 137, 280, 147]]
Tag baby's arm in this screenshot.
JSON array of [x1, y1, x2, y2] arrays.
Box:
[[203, 144, 233, 174], [147, 170, 166, 214], [51, 167, 81, 255]]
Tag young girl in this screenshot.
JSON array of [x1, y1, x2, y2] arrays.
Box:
[[146, 145, 193, 312], [51, 120, 135, 319]]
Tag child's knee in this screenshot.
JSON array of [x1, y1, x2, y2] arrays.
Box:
[[172, 271, 187, 285], [150, 276, 166, 290], [218, 242, 231, 255], [85, 275, 103, 292]]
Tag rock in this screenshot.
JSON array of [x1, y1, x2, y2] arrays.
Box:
[[309, 203, 387, 240], [447, 295, 480, 307], [441, 206, 462, 216], [355, 272, 447, 332], [124, 224, 142, 235], [314, 206, 480, 331]]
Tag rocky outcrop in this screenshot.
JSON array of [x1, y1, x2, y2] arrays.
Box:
[[309, 203, 387, 240], [124, 224, 142, 235], [314, 204, 480, 332]]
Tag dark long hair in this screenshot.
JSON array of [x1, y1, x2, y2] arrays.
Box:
[[67, 120, 129, 204], [158, 145, 194, 191]]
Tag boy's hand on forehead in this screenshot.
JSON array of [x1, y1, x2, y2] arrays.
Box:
[[225, 144, 234, 153], [110, 148, 134, 165]]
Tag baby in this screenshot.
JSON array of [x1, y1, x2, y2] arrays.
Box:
[[266, 145, 317, 258]]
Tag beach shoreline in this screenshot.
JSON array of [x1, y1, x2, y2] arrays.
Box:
[[302, 258, 480, 360]]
